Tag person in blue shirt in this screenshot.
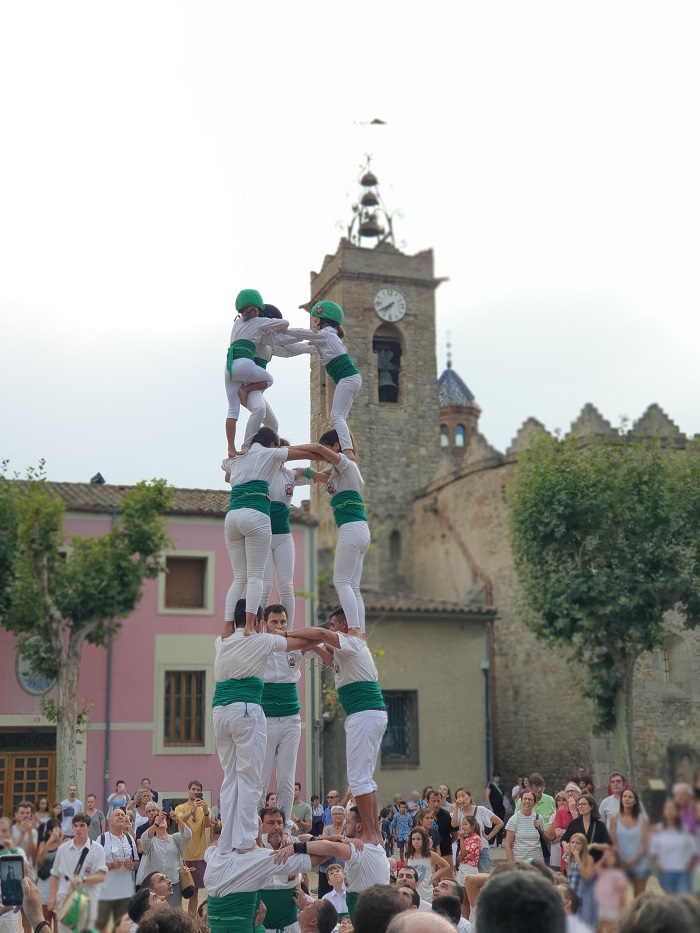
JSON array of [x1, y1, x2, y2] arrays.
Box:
[[390, 801, 414, 861]]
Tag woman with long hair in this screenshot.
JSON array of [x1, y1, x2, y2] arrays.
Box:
[[561, 794, 612, 862], [451, 787, 503, 872], [649, 798, 694, 894], [609, 786, 650, 896], [405, 826, 450, 903], [35, 817, 64, 930], [297, 431, 369, 633], [34, 797, 51, 831], [566, 833, 596, 928]]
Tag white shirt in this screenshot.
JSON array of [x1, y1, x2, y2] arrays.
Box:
[[332, 633, 380, 690], [223, 443, 289, 488], [649, 827, 695, 871], [203, 845, 311, 896], [598, 795, 620, 828], [322, 887, 348, 913], [229, 316, 289, 350], [285, 326, 347, 365], [260, 836, 299, 891], [51, 837, 106, 920], [59, 799, 84, 835], [505, 812, 544, 862], [263, 647, 303, 685], [214, 630, 288, 684], [98, 831, 136, 900], [345, 843, 390, 894], [458, 920, 473, 933], [325, 454, 364, 497]]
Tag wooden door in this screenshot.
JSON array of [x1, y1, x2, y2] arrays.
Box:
[[0, 752, 56, 816]]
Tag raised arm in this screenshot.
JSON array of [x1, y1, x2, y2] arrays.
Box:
[[312, 645, 335, 666]]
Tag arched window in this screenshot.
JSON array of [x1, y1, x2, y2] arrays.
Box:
[[440, 425, 449, 447], [373, 324, 403, 404], [455, 424, 466, 447], [390, 530, 401, 564]]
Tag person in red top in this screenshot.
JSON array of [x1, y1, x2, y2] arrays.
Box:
[[548, 782, 581, 870]]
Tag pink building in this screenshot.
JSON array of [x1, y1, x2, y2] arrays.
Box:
[[0, 482, 319, 817]]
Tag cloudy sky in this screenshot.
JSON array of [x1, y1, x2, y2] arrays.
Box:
[[2, 1, 699, 494]]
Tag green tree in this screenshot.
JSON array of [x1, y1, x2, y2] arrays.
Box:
[[0, 462, 172, 796], [507, 432, 700, 784]]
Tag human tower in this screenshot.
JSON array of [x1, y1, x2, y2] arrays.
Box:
[[203, 289, 389, 932]]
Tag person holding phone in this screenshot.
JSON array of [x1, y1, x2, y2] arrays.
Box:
[[35, 818, 64, 929], [173, 783, 210, 918]]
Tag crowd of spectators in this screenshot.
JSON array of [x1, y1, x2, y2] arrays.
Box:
[[1, 766, 700, 931]]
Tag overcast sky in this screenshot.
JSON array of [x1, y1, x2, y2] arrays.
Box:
[[2, 1, 699, 496]]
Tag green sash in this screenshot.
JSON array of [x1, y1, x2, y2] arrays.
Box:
[[212, 676, 264, 709], [253, 356, 268, 370], [226, 339, 256, 378], [228, 480, 271, 516], [346, 891, 359, 923], [270, 501, 291, 535], [208, 892, 258, 932], [262, 682, 300, 717], [256, 888, 297, 930], [337, 681, 386, 716], [324, 353, 359, 384], [330, 490, 367, 527]]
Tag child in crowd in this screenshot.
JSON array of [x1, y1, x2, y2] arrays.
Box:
[[390, 801, 414, 861], [456, 816, 482, 885], [594, 847, 628, 933]]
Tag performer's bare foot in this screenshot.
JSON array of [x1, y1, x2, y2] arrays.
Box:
[[243, 611, 258, 636]]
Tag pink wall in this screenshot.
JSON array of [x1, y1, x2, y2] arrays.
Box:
[[1, 509, 313, 809]]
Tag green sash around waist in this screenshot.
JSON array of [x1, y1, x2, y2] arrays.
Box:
[[346, 891, 359, 923], [208, 892, 258, 932], [270, 501, 291, 535], [226, 339, 257, 378], [337, 680, 386, 716], [262, 681, 300, 717], [253, 356, 268, 370], [330, 490, 367, 528], [228, 479, 271, 516], [256, 887, 297, 930], [212, 676, 264, 709], [324, 353, 359, 384]]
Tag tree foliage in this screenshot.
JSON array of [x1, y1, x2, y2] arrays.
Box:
[[0, 461, 172, 789], [507, 432, 700, 737]]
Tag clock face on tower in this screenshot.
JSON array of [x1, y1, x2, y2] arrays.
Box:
[[374, 287, 406, 322]]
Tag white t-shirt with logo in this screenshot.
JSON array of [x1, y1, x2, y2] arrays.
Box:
[[203, 845, 311, 896], [263, 648, 303, 685]]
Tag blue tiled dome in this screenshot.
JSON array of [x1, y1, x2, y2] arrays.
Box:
[[438, 365, 475, 407]]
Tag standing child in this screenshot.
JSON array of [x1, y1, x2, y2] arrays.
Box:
[[224, 289, 290, 456], [285, 301, 361, 459], [390, 802, 414, 862], [406, 827, 450, 903], [456, 816, 482, 886], [380, 808, 394, 859], [566, 833, 597, 929], [594, 847, 628, 933]]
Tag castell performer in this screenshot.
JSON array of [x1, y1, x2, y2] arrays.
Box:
[[258, 604, 305, 833], [222, 427, 317, 637], [213, 599, 327, 856], [285, 300, 361, 458], [296, 432, 369, 633], [312, 605, 388, 890], [240, 304, 317, 453], [224, 289, 289, 457]]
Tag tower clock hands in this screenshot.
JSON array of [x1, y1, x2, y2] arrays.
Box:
[[378, 301, 395, 313]]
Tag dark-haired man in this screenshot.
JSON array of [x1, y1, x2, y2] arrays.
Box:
[[49, 812, 107, 931], [214, 599, 328, 856], [259, 604, 304, 835]]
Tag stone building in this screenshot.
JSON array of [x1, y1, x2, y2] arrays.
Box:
[[307, 169, 700, 798]]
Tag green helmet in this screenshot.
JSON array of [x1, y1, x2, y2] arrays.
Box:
[[235, 288, 264, 311], [311, 300, 344, 325]]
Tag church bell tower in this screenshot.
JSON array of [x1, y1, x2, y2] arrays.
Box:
[[308, 161, 444, 593]]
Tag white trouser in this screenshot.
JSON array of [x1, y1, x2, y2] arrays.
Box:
[[224, 359, 273, 420], [224, 508, 272, 618], [345, 709, 388, 796], [258, 714, 302, 829], [330, 373, 362, 452], [262, 533, 296, 628], [213, 702, 267, 852], [242, 392, 279, 449], [334, 521, 370, 632]]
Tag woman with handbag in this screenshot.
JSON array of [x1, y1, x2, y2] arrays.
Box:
[[35, 818, 64, 930], [136, 809, 192, 908]]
